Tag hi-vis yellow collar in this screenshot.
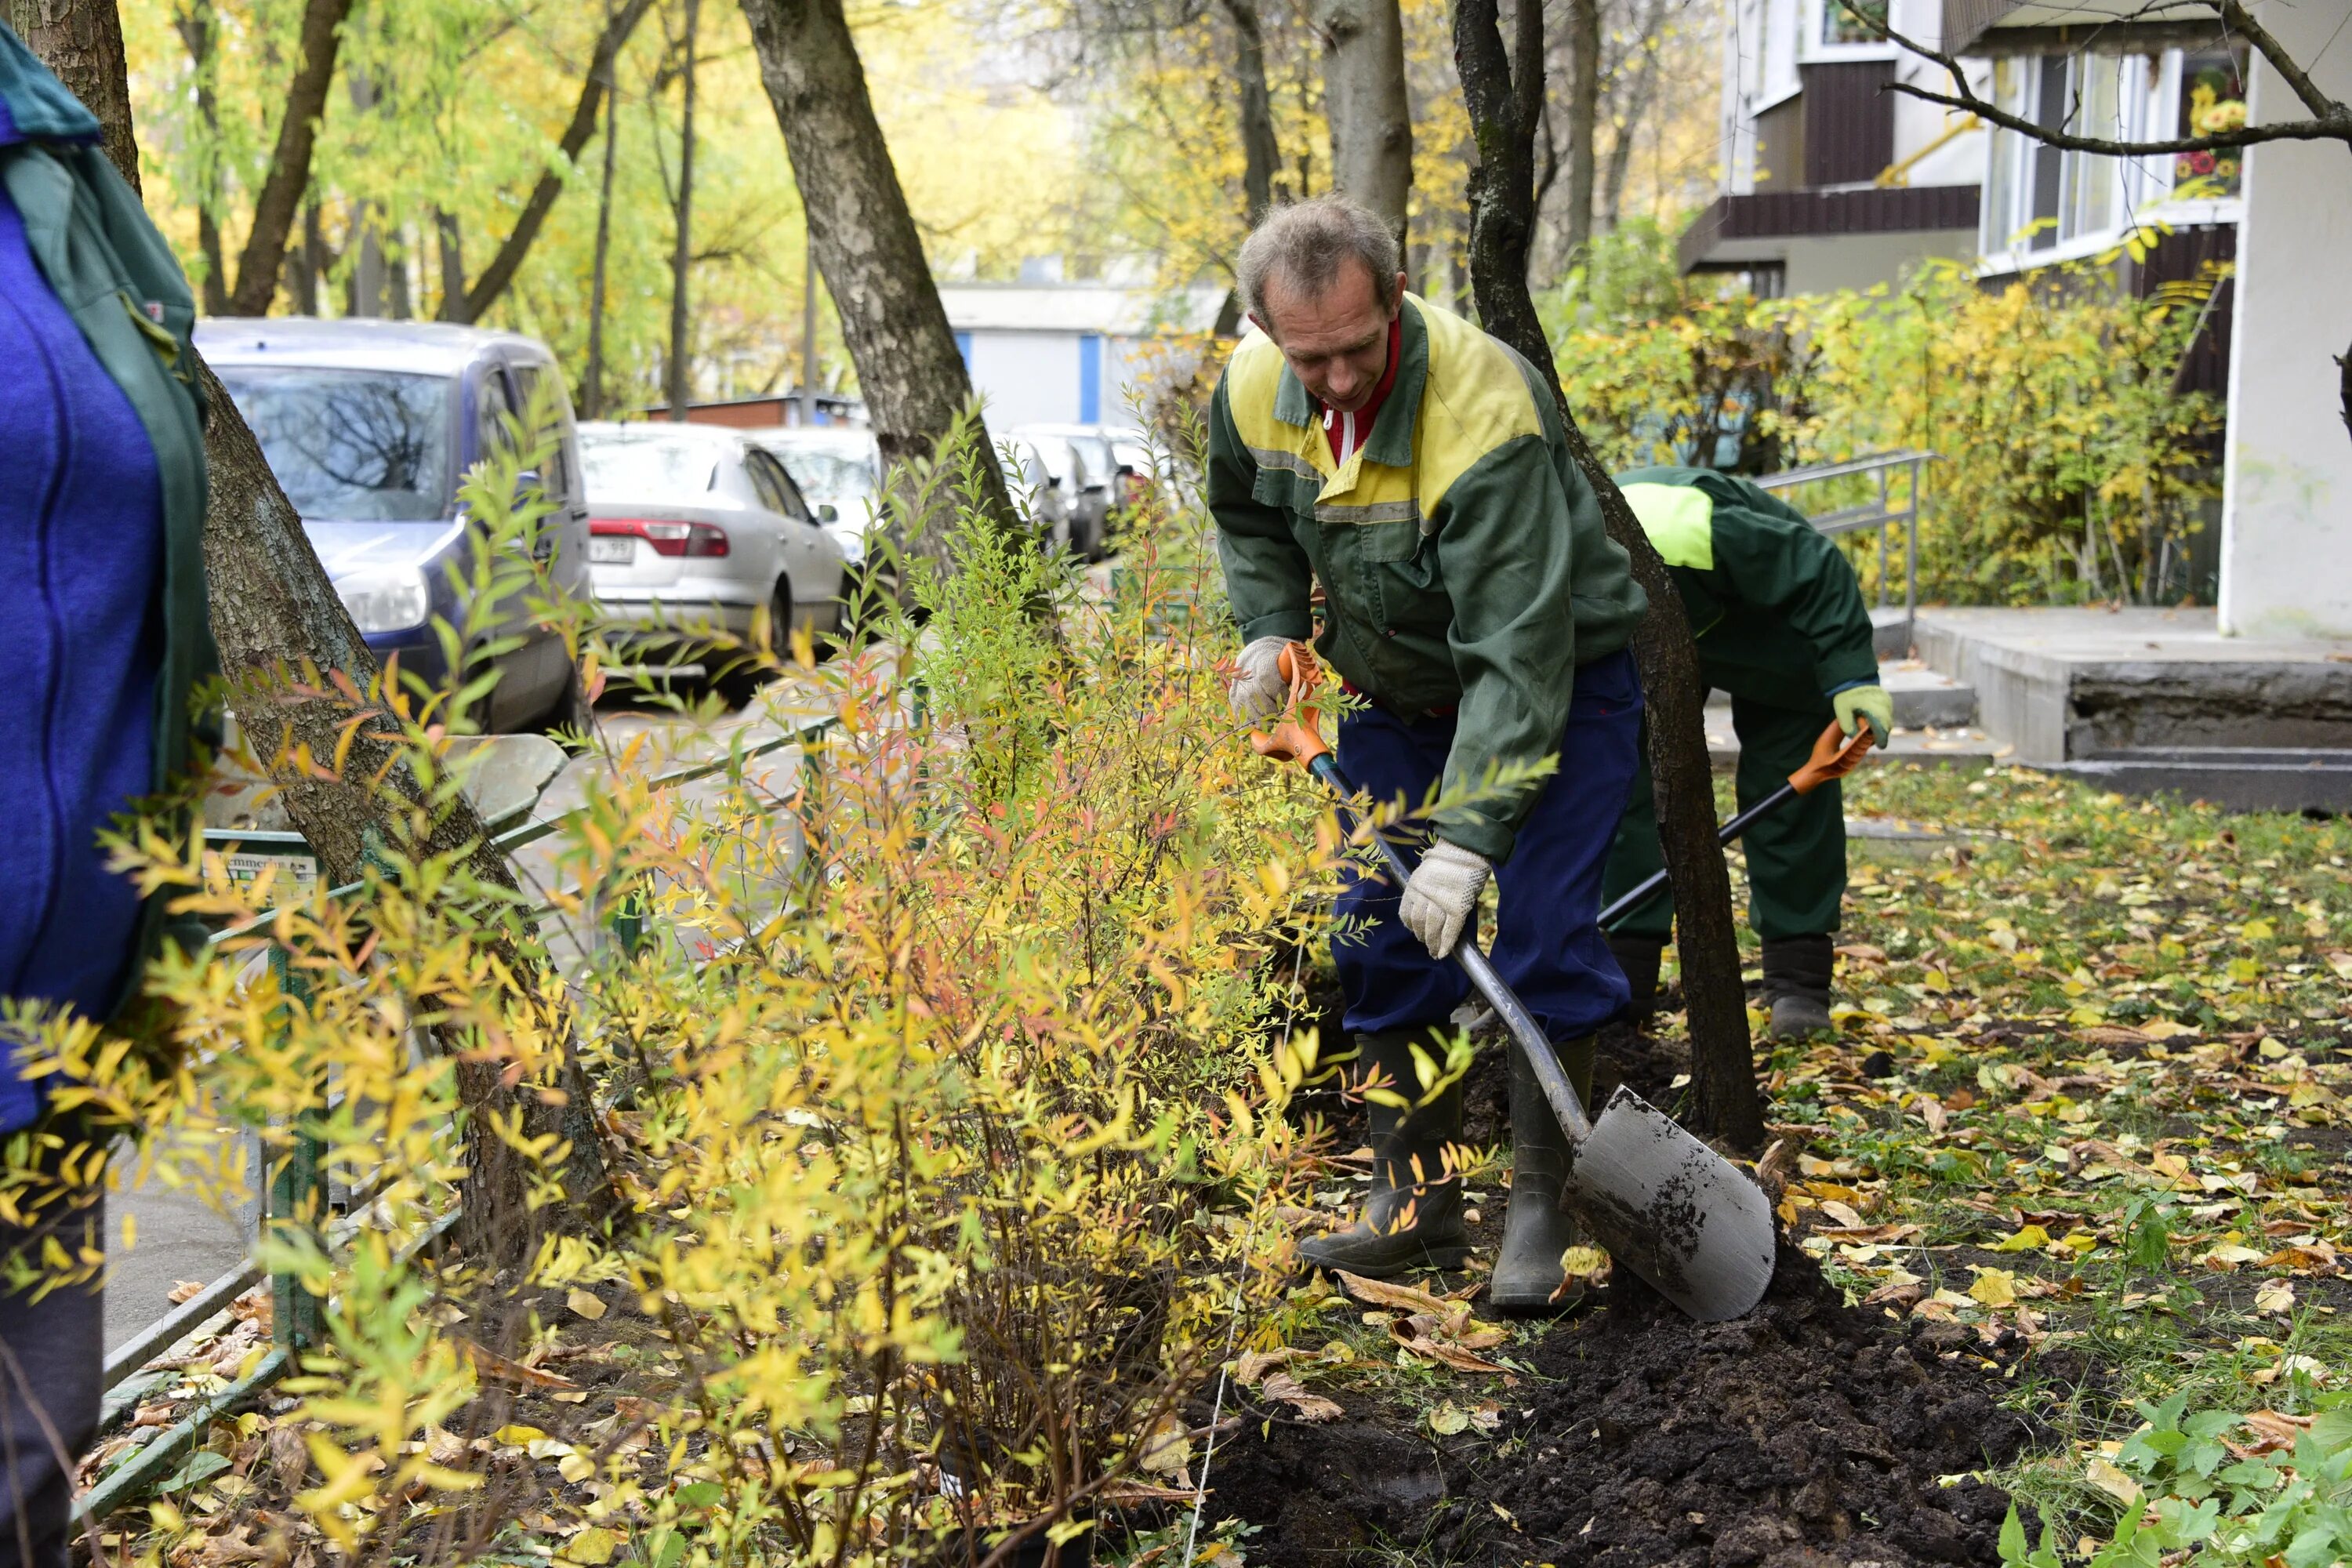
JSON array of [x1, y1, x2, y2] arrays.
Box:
[[1223, 294, 1548, 528]]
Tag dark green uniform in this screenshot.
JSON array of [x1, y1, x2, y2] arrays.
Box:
[[1602, 467, 1878, 943]]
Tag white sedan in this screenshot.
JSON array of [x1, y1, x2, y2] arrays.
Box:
[[576, 423, 845, 666]]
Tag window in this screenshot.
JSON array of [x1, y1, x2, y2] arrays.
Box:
[[216, 368, 454, 522], [1820, 0, 1885, 46], [508, 363, 576, 508], [1982, 52, 2161, 257], [2174, 51, 2248, 198], [475, 368, 516, 463]]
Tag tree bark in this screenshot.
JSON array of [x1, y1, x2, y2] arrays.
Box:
[[5, 0, 140, 189], [583, 0, 622, 419], [172, 2, 231, 315], [1560, 0, 1599, 259], [17, 0, 614, 1263], [452, 0, 655, 325], [1454, 0, 1764, 1151], [740, 0, 1020, 543], [223, 0, 352, 317], [1316, 0, 1412, 254], [434, 208, 464, 321], [665, 0, 699, 420], [1218, 0, 1282, 227]]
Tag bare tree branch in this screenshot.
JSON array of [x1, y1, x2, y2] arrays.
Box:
[[1852, 0, 2352, 157], [453, 0, 658, 324]]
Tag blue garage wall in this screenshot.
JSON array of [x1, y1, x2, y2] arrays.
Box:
[[1078, 334, 1102, 424]]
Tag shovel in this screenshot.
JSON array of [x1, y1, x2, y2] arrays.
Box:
[[1598, 719, 1876, 932], [1247, 646, 1780, 1322]]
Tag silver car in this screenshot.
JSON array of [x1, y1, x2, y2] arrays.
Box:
[[576, 423, 845, 670], [741, 426, 881, 572]]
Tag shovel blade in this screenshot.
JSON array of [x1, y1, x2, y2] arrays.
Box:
[[1563, 1086, 1777, 1323]]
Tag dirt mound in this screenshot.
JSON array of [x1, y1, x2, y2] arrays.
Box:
[[1455, 1243, 2036, 1567], [1203, 1245, 2035, 1566]]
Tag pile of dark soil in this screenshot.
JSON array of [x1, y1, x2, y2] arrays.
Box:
[[1205, 1245, 2038, 1567], [1453, 1243, 2037, 1566]]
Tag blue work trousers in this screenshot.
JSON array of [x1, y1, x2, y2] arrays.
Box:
[[1334, 648, 1644, 1042]]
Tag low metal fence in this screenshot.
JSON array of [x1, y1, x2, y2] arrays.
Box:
[[78, 711, 839, 1520]]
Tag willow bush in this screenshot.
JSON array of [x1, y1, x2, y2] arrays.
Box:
[[8, 409, 1341, 1566], [1543, 220, 2227, 606]]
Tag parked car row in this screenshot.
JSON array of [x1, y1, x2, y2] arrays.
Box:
[[203, 315, 1171, 731]]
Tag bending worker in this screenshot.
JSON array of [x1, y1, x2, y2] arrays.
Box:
[[1599, 466, 1890, 1040], [1210, 194, 1646, 1312]]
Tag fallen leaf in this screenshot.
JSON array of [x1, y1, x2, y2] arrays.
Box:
[[2255, 1279, 2296, 1315], [1334, 1271, 1451, 1317], [565, 1289, 608, 1322], [1136, 1414, 1192, 1481], [2084, 1457, 2141, 1507], [167, 1280, 207, 1305], [1258, 1372, 1343, 1422], [1428, 1402, 1470, 1436], [1988, 1225, 2053, 1253], [460, 1340, 579, 1391], [1233, 1347, 1309, 1385], [1969, 1267, 2019, 1308]]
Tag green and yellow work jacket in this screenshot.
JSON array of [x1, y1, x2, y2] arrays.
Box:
[[1615, 466, 1878, 711], [1207, 294, 1646, 861]]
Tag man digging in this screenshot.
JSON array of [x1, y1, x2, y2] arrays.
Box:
[[1208, 194, 1647, 1313], [1600, 465, 1890, 1039]]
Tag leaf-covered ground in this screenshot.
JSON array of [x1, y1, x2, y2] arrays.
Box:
[[1207, 762, 2352, 1566], [91, 762, 2352, 1566]]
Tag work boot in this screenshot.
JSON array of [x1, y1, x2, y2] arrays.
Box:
[[1762, 934, 1836, 1039], [1606, 935, 1665, 1027], [1490, 1034, 1597, 1316], [1298, 1029, 1469, 1278]]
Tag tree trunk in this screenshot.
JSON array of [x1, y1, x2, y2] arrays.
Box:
[[1219, 0, 1282, 227], [452, 0, 655, 325], [5, 0, 140, 190], [739, 0, 1019, 542], [666, 0, 699, 421], [1453, 0, 1763, 1151], [434, 208, 464, 321], [1316, 0, 1412, 254], [16, 0, 614, 1263], [583, 1, 621, 419], [172, 2, 231, 316], [223, 0, 353, 318], [1560, 0, 1599, 260]]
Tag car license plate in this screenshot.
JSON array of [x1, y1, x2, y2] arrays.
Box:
[[589, 536, 635, 564]]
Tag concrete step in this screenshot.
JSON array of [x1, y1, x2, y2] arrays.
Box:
[[1911, 605, 2352, 763], [2034, 748, 2352, 814], [1881, 659, 1977, 728], [1870, 605, 1914, 660], [1704, 701, 2005, 771]]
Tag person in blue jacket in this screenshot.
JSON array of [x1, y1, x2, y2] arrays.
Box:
[[0, 24, 212, 1566]]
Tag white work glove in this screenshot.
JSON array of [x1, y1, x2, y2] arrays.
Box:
[[1227, 636, 1293, 720], [1399, 840, 1492, 960]]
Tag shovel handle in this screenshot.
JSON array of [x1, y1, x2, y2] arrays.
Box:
[[1597, 720, 1876, 932], [1248, 642, 1599, 1145]]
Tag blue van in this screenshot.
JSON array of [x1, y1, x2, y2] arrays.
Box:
[[197, 318, 593, 732]]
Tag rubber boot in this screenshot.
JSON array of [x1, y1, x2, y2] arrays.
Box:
[[1606, 935, 1664, 1027], [1762, 934, 1835, 1039], [1297, 1029, 1469, 1277], [1490, 1034, 1597, 1316]]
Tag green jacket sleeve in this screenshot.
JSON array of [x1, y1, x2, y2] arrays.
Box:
[[1700, 474, 1880, 695], [1426, 434, 1594, 863], [1207, 376, 1314, 645]]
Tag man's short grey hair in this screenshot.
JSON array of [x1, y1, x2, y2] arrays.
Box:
[[1236, 195, 1403, 331]]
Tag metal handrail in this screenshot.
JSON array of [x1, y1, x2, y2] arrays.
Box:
[[1753, 449, 1936, 633]]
